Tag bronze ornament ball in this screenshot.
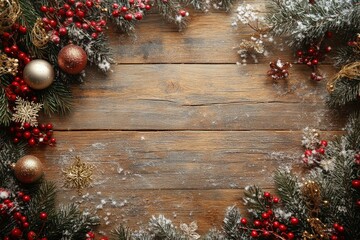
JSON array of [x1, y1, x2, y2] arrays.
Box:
[[57, 44, 87, 74], [23, 59, 54, 90], [13, 155, 44, 184]]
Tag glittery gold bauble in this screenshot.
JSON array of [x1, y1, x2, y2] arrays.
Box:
[[57, 44, 87, 74], [13, 155, 44, 184], [23, 59, 54, 90]]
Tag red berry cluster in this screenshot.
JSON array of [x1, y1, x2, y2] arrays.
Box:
[[0, 189, 49, 240], [40, 0, 107, 43], [111, 0, 152, 21], [10, 122, 56, 146], [86, 231, 108, 240], [296, 32, 333, 81], [330, 223, 345, 240], [267, 59, 292, 80], [302, 140, 328, 166], [1, 31, 32, 66], [239, 192, 299, 239], [5, 76, 34, 102]]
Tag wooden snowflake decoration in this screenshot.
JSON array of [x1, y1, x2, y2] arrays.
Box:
[[62, 156, 94, 195], [11, 97, 43, 127]]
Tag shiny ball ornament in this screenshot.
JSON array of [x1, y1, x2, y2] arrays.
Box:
[[57, 44, 87, 74], [23, 59, 54, 90], [13, 155, 44, 184]]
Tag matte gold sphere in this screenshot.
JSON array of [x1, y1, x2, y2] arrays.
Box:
[[23, 59, 54, 90], [14, 155, 44, 184], [57, 44, 87, 74]]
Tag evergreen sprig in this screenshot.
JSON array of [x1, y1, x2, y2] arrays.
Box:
[[0, 88, 12, 126]]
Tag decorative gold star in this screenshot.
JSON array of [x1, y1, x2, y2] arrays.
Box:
[[62, 156, 94, 195]]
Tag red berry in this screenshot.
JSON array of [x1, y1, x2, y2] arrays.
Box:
[[311, 59, 318, 65], [145, 4, 151, 10], [22, 222, 29, 228], [273, 197, 280, 203], [179, 10, 187, 17], [308, 47, 315, 55], [240, 217, 247, 225], [352, 179, 360, 189], [13, 212, 22, 220], [66, 10, 74, 17], [50, 138, 56, 144], [253, 220, 261, 227], [124, 13, 133, 21], [325, 46, 332, 53], [318, 148, 325, 154], [304, 149, 312, 157], [356, 199, 360, 207], [296, 50, 303, 56], [27, 231, 36, 239], [333, 223, 339, 229], [337, 225, 344, 232], [273, 221, 280, 228], [262, 212, 270, 219], [331, 235, 338, 240], [320, 140, 328, 147], [76, 10, 85, 18], [121, 6, 128, 12], [39, 212, 48, 221], [49, 19, 57, 28], [135, 12, 143, 20], [290, 217, 299, 225], [129, 0, 134, 4], [288, 232, 295, 240], [59, 27, 67, 36], [263, 192, 271, 198], [91, 32, 98, 39], [99, 237, 108, 240], [86, 231, 95, 238], [20, 216, 27, 222], [19, 25, 27, 34], [11, 228, 22, 238], [85, 0, 93, 7], [23, 122, 30, 129], [112, 3, 119, 9], [28, 138, 36, 146], [46, 123, 53, 130], [23, 195, 31, 202], [23, 131, 31, 139], [112, 10, 120, 17], [11, 45, 19, 52], [263, 231, 270, 237], [279, 224, 287, 232], [250, 230, 259, 238]]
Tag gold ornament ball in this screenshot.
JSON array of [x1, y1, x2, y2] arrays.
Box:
[[58, 44, 87, 74], [23, 59, 54, 90], [13, 155, 44, 184]]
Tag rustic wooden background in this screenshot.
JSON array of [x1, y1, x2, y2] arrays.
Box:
[[31, 0, 345, 235]]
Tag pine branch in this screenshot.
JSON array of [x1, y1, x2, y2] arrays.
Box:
[[112, 225, 132, 240], [243, 185, 267, 216], [155, 0, 188, 30], [222, 206, 248, 240], [266, 0, 359, 47], [0, 88, 11, 126], [327, 78, 360, 108], [36, 81, 72, 116]]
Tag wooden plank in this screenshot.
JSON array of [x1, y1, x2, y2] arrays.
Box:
[[31, 131, 341, 190], [109, 11, 296, 64], [56, 189, 249, 235], [30, 130, 342, 234], [45, 64, 344, 130]]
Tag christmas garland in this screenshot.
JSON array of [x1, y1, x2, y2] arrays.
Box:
[[1, 0, 360, 239]]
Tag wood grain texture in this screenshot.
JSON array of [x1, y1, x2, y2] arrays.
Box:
[[29, 1, 346, 235], [31, 130, 341, 233], [46, 64, 343, 131]]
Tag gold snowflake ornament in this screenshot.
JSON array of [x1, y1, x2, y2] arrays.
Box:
[[62, 157, 94, 195], [11, 97, 43, 128]]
